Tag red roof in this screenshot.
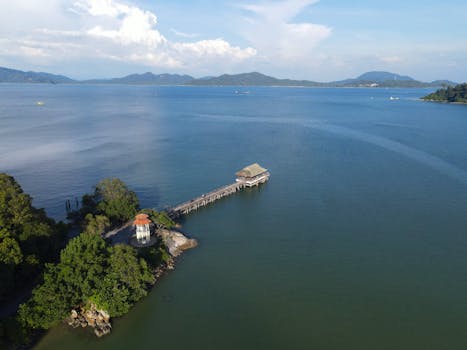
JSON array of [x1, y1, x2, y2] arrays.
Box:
[[134, 213, 151, 226]]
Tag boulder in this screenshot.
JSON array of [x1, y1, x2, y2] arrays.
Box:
[[67, 303, 112, 337], [158, 229, 198, 257]]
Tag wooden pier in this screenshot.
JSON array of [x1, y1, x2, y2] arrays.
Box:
[[168, 163, 269, 218]]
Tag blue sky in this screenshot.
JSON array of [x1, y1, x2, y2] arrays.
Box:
[[0, 0, 465, 81]]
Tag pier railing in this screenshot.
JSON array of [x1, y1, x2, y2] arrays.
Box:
[[168, 181, 245, 218], [168, 168, 270, 218]]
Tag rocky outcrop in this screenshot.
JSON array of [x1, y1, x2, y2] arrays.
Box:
[[67, 303, 112, 337], [158, 229, 198, 257]]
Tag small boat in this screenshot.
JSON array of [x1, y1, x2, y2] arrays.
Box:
[[36, 101, 44, 106], [389, 96, 399, 101]]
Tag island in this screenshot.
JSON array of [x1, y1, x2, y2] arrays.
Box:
[[422, 83, 467, 103], [0, 175, 196, 347]]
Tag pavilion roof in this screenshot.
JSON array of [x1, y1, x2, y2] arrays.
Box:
[[134, 213, 151, 226], [236, 163, 267, 178]]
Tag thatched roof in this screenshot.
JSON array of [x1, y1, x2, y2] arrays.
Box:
[[236, 163, 267, 178]]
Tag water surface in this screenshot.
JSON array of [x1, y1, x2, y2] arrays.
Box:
[[1, 85, 467, 349]]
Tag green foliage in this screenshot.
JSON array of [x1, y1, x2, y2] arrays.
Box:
[[67, 178, 139, 227], [0, 173, 66, 302], [138, 245, 171, 268], [89, 275, 132, 317], [94, 178, 139, 225], [140, 208, 176, 229], [18, 234, 155, 329], [82, 214, 111, 235], [0, 229, 23, 265], [422, 83, 467, 103], [91, 244, 154, 316], [0, 174, 33, 230], [60, 233, 108, 300], [18, 264, 71, 329]]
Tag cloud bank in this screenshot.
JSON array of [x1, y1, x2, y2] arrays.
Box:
[[238, 0, 331, 72], [0, 0, 257, 73]]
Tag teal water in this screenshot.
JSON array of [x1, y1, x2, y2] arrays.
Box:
[[1, 85, 467, 349]]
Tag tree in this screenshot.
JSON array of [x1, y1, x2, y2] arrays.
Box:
[[94, 178, 139, 225], [422, 83, 467, 103], [18, 233, 155, 328], [0, 173, 66, 302], [0, 229, 23, 300], [18, 233, 108, 329], [140, 208, 176, 230], [0, 174, 33, 231], [91, 244, 154, 316], [0, 229, 23, 265], [82, 214, 111, 236], [18, 264, 71, 329], [58, 233, 107, 302]]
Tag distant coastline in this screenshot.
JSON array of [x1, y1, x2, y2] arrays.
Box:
[[421, 83, 467, 104], [0, 66, 458, 89]]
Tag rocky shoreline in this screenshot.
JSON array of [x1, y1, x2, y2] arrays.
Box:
[[65, 229, 197, 337], [67, 304, 111, 337]]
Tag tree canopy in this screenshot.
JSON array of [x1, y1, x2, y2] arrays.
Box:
[[67, 178, 139, 228], [94, 178, 139, 224], [422, 83, 467, 103], [18, 233, 155, 329], [0, 173, 66, 302]]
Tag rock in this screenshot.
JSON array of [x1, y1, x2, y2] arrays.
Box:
[[66, 303, 112, 337], [94, 322, 111, 337], [158, 229, 198, 257], [100, 309, 110, 322]]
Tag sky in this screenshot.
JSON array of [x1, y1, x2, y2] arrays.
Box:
[[0, 0, 466, 81]]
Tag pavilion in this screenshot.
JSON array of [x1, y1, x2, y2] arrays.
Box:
[[134, 213, 151, 244], [235, 163, 270, 187]]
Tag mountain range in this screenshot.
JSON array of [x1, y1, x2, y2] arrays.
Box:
[[0, 66, 457, 88]]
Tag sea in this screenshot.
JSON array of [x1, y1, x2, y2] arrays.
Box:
[[1, 84, 467, 350]]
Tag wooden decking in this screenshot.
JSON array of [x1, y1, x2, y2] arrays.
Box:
[[168, 165, 270, 218], [169, 181, 245, 218]]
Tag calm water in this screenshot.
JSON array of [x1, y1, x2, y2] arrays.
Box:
[[1, 84, 467, 349]]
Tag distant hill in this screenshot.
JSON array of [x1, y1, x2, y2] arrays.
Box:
[[83, 72, 194, 85], [329, 71, 456, 88], [0, 67, 75, 84], [188, 71, 457, 88], [188, 72, 324, 87], [422, 83, 467, 103], [0, 66, 458, 88], [357, 71, 415, 82]]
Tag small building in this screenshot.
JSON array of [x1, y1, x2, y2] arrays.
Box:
[[134, 213, 151, 244], [236, 163, 270, 187]]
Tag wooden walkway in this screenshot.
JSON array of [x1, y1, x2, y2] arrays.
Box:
[[169, 181, 246, 218]]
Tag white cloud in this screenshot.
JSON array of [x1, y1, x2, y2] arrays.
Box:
[[0, 0, 256, 74], [238, 0, 331, 67], [72, 0, 129, 17], [79, 1, 167, 47], [173, 39, 257, 60], [170, 28, 199, 39]]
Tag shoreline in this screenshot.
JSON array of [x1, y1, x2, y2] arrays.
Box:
[[65, 227, 197, 338], [421, 98, 467, 105]]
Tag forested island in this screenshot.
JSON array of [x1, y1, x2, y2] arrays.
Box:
[[422, 83, 467, 103], [0, 175, 189, 349]]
